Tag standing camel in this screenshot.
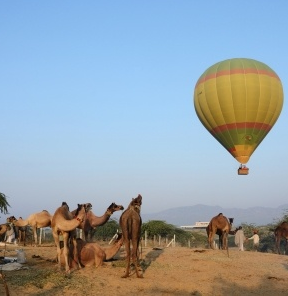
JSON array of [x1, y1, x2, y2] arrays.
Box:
[[51, 202, 88, 273], [206, 213, 231, 250], [10, 210, 52, 245], [275, 222, 288, 254], [72, 202, 124, 241], [7, 216, 28, 245], [207, 217, 235, 249], [0, 224, 8, 241], [119, 194, 143, 278]]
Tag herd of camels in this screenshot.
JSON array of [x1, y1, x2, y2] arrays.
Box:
[[1, 195, 288, 278], [0, 194, 143, 278]]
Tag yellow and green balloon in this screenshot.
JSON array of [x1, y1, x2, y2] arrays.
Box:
[[194, 58, 284, 165]]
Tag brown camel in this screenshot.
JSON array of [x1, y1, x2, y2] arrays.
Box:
[[206, 217, 235, 249], [6, 216, 29, 245], [60, 233, 124, 268], [9, 211, 52, 245], [275, 221, 288, 254], [119, 194, 143, 278], [206, 213, 231, 250], [51, 202, 88, 273], [0, 224, 8, 241], [72, 202, 124, 241]]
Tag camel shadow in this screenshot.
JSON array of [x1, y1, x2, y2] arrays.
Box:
[[140, 247, 164, 273]]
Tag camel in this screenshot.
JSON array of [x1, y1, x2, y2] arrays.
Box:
[[207, 217, 235, 249], [274, 221, 288, 254], [60, 233, 124, 269], [72, 202, 124, 241], [6, 216, 28, 245], [119, 194, 143, 278], [10, 210, 52, 245], [51, 202, 88, 273], [0, 224, 8, 241], [206, 213, 232, 250]]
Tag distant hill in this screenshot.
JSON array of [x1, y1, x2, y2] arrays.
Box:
[[141, 204, 288, 226]]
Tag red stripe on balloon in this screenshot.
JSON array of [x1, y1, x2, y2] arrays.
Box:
[[210, 122, 272, 135], [196, 68, 279, 87]]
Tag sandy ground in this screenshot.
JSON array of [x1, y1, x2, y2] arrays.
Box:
[[1, 242, 288, 296]]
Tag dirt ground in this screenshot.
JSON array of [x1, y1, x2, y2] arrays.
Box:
[[1, 242, 288, 296]]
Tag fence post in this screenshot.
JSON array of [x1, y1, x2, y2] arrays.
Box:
[[39, 228, 42, 245]]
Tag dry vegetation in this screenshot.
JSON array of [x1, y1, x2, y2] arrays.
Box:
[[1, 241, 288, 296]]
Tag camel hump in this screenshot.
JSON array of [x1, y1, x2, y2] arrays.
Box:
[[217, 213, 223, 217]]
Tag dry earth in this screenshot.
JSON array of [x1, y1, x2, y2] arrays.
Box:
[[1, 242, 288, 296]]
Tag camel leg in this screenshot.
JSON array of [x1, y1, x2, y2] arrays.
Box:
[[208, 232, 215, 249], [52, 232, 62, 270], [275, 237, 280, 254], [218, 234, 223, 249], [23, 230, 26, 246], [62, 233, 71, 273], [33, 226, 38, 245], [222, 232, 227, 250], [122, 240, 131, 278], [133, 239, 143, 278], [71, 236, 82, 269]]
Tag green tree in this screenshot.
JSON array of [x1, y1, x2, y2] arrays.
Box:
[[141, 220, 192, 247], [91, 219, 119, 241], [0, 192, 10, 214]]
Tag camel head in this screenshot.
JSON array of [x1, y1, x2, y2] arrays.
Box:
[[114, 233, 124, 245], [84, 203, 93, 212], [61, 201, 69, 211], [74, 204, 87, 222], [6, 216, 16, 223], [128, 194, 142, 212], [131, 194, 142, 207], [106, 203, 124, 215]]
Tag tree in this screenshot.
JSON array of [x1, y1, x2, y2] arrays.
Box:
[[90, 219, 119, 241], [141, 220, 192, 246], [0, 192, 10, 214]]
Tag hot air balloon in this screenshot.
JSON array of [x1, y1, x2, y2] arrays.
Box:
[[194, 58, 284, 175]]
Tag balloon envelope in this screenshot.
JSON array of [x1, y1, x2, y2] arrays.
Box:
[[194, 58, 284, 164]]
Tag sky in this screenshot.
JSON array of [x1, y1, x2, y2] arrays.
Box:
[[1, 1, 288, 221]]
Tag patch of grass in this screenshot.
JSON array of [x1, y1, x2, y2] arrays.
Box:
[[6, 267, 91, 290]]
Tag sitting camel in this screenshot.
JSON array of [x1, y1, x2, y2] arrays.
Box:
[[72, 202, 124, 241], [275, 221, 288, 254], [119, 194, 143, 278], [60, 233, 124, 269], [10, 210, 52, 245], [206, 213, 231, 250], [51, 202, 88, 273]]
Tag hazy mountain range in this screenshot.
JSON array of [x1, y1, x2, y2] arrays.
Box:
[[141, 204, 288, 226]]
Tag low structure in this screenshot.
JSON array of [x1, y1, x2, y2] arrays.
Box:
[[180, 222, 210, 230]]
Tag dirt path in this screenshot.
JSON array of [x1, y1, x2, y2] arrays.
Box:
[[1, 243, 288, 295]]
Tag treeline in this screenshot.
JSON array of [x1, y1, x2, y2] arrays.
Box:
[[88, 210, 288, 253]]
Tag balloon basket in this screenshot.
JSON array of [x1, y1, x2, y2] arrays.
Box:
[[238, 168, 249, 175]]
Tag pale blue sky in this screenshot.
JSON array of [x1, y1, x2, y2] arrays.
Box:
[[1, 1, 287, 221]]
